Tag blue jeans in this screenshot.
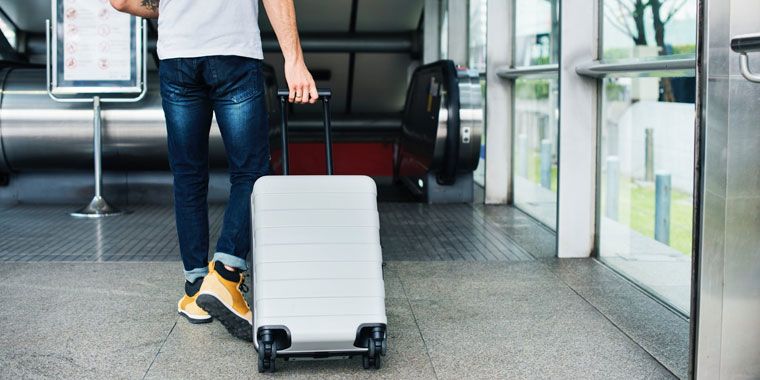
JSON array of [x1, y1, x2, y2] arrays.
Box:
[[159, 56, 269, 282]]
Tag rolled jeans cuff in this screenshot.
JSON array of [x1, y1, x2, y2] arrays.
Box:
[[213, 252, 248, 271], [184, 267, 208, 283]]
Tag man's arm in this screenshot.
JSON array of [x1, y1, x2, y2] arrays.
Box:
[[262, 0, 317, 104], [109, 0, 159, 19]]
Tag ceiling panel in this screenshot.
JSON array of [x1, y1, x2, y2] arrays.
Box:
[[351, 53, 411, 113], [0, 0, 50, 33], [259, 0, 352, 33], [355, 0, 423, 32]]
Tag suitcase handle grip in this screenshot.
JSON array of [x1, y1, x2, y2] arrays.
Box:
[[277, 88, 333, 176], [277, 89, 332, 99]]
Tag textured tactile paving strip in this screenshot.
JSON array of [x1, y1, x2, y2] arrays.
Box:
[[0, 203, 555, 262], [378, 203, 546, 261], [0, 205, 224, 262]]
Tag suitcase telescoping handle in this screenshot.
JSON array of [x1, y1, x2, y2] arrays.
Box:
[[277, 89, 333, 176]]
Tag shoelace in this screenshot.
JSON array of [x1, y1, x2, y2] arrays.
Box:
[[239, 273, 250, 293]]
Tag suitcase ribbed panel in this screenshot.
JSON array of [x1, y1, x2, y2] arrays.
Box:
[[255, 210, 379, 228], [255, 227, 379, 245], [256, 244, 381, 263], [256, 279, 385, 299], [256, 297, 385, 318], [254, 193, 377, 211], [256, 262, 382, 281], [251, 175, 387, 354]]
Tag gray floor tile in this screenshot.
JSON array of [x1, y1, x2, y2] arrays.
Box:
[[389, 260, 557, 284], [0, 264, 13, 283], [542, 257, 633, 288], [570, 285, 689, 379], [1, 262, 185, 300], [381, 266, 407, 300], [0, 268, 177, 379], [542, 258, 690, 378], [413, 307, 675, 380]]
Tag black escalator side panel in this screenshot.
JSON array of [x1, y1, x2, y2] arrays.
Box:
[[397, 60, 459, 183], [398, 64, 444, 170], [439, 62, 460, 185]]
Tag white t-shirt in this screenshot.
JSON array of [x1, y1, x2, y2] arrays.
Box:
[[157, 0, 263, 60]]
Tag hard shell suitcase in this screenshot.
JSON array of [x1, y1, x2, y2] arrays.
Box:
[[251, 89, 388, 373]]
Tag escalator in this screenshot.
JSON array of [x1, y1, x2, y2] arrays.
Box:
[[264, 60, 483, 203]]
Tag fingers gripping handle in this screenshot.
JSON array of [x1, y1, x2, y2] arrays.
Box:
[[277, 89, 332, 99], [277, 89, 334, 176]]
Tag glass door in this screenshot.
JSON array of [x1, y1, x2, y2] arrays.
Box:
[[596, 0, 698, 316]]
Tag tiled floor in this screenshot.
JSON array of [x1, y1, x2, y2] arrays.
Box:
[[0, 203, 688, 379]]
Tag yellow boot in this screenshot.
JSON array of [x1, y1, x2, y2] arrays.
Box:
[[177, 277, 212, 324], [196, 261, 253, 341]]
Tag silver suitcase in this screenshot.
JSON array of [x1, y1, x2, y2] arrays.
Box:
[[251, 90, 387, 373]]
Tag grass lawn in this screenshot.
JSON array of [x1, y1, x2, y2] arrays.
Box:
[[528, 153, 558, 192], [520, 151, 693, 255], [601, 176, 694, 255]]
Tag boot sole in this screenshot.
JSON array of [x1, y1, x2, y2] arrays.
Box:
[[178, 310, 213, 324], [196, 294, 253, 342]]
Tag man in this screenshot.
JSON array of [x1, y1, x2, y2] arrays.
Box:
[[109, 0, 318, 341]]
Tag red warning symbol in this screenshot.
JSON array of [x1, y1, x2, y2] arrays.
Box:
[[65, 8, 78, 20]]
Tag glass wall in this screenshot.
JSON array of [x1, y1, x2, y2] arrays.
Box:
[[514, 0, 559, 66], [511, 0, 560, 229], [468, 0, 488, 72], [468, 0, 488, 187], [598, 0, 697, 315]]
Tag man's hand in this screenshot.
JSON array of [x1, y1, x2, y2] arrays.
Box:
[[263, 0, 318, 104], [284, 60, 318, 104]]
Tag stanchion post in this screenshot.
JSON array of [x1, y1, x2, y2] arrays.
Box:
[[540, 139, 552, 189], [70, 96, 124, 218], [47, 16, 148, 217], [654, 172, 671, 244]]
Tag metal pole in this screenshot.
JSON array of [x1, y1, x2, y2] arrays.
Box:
[[606, 156, 619, 220], [279, 96, 289, 175], [70, 96, 124, 218], [540, 139, 552, 189], [322, 97, 334, 175], [645, 128, 654, 182], [93, 96, 103, 198], [655, 172, 671, 244]]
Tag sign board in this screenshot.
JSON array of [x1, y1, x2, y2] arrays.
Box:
[[51, 0, 143, 95]]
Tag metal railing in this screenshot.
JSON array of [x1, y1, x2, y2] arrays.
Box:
[[575, 57, 696, 78], [496, 64, 559, 80]]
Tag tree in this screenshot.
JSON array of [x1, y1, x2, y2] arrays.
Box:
[[604, 0, 689, 51], [649, 0, 690, 52], [605, 0, 649, 47], [605, 0, 690, 101]]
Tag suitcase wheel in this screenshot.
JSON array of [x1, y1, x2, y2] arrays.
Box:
[[362, 337, 384, 370], [257, 335, 277, 373]]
